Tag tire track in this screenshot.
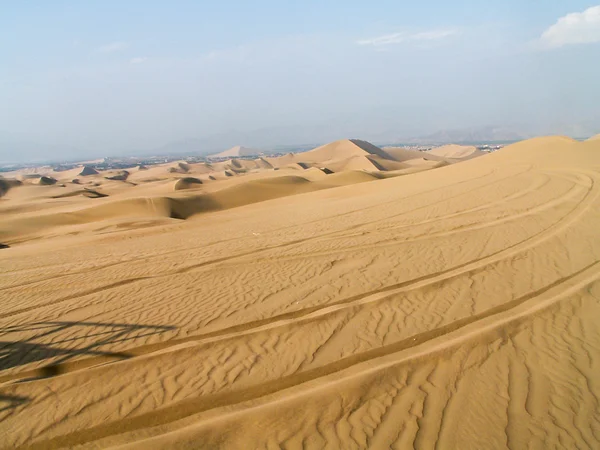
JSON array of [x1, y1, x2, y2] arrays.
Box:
[[0, 169, 581, 321], [4, 169, 598, 381], [21, 261, 600, 450], [0, 167, 508, 289]]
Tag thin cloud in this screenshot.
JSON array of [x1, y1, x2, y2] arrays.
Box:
[[97, 42, 128, 53], [540, 5, 600, 48], [357, 29, 458, 47], [130, 57, 147, 64]]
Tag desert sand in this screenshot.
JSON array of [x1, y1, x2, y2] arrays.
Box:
[[1, 136, 600, 449], [209, 146, 262, 158]]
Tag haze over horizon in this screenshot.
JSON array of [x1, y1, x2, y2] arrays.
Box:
[[1, 1, 600, 162]]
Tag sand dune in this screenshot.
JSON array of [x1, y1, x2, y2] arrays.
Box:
[[0, 170, 392, 242], [402, 157, 447, 168], [174, 177, 203, 191], [290, 138, 391, 162], [1, 136, 599, 448], [79, 166, 99, 176], [38, 176, 58, 186], [254, 157, 273, 169], [266, 139, 439, 174], [209, 145, 262, 158], [426, 144, 484, 159], [383, 146, 445, 162]]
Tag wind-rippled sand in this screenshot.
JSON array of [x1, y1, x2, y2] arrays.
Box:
[[1, 136, 600, 449]]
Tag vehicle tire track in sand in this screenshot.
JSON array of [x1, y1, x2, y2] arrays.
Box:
[[0, 167, 509, 290], [1, 169, 586, 321], [3, 169, 597, 382], [20, 261, 600, 450]]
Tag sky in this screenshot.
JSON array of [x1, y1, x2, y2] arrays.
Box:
[[1, 1, 600, 161]]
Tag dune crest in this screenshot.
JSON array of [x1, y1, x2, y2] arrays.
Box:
[[174, 177, 203, 191], [38, 176, 57, 185], [79, 166, 99, 176], [426, 144, 483, 159]]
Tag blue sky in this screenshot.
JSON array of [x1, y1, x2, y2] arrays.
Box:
[[1, 1, 599, 160]]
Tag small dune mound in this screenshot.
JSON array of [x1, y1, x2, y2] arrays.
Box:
[[254, 158, 273, 169], [208, 175, 217, 181], [137, 164, 148, 170], [0, 243, 9, 249], [223, 159, 251, 174], [174, 177, 203, 191], [105, 170, 130, 181], [79, 166, 99, 176], [39, 176, 58, 185], [72, 179, 81, 184], [168, 162, 190, 174], [588, 134, 600, 141], [224, 170, 233, 177], [319, 167, 334, 174]]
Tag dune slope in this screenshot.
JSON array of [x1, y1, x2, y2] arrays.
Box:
[[1, 136, 600, 449], [426, 144, 484, 159]]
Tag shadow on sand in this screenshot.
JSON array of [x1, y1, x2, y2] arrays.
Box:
[[0, 321, 175, 413], [0, 321, 175, 375], [0, 394, 29, 413]]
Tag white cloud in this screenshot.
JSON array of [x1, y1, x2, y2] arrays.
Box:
[[540, 5, 600, 48], [130, 57, 147, 64], [98, 42, 128, 53], [357, 29, 458, 47]]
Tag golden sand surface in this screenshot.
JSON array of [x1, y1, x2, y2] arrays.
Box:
[[1, 136, 599, 449]]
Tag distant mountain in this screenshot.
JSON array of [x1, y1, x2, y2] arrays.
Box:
[[409, 126, 530, 144], [403, 124, 600, 145]]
